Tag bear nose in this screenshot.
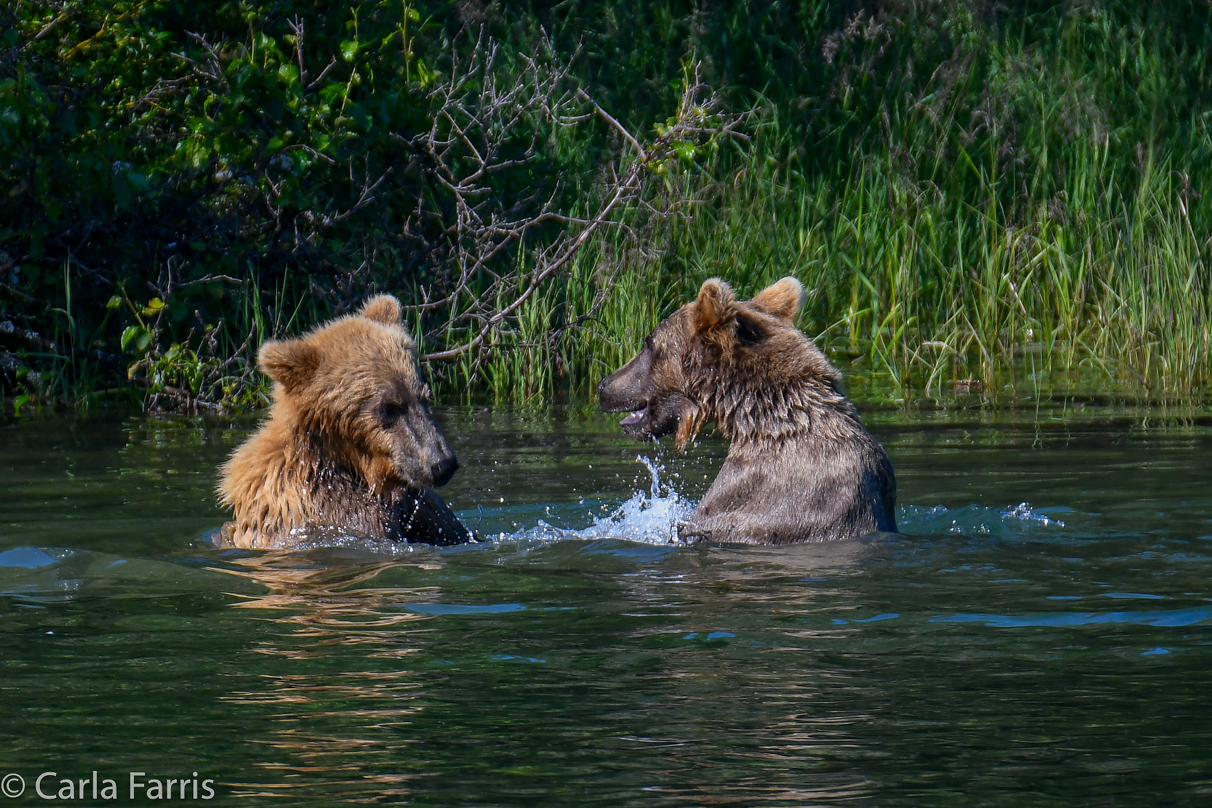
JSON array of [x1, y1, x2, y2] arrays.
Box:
[[431, 455, 458, 487]]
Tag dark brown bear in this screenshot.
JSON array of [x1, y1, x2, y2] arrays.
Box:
[[218, 294, 472, 549], [598, 277, 897, 543]]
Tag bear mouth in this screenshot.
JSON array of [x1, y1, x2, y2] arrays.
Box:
[[619, 405, 648, 426]]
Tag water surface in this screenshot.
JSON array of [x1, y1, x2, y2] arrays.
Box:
[[2, 405, 1211, 805]]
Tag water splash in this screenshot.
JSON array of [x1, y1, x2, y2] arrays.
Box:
[[505, 456, 695, 546], [898, 502, 1069, 538], [577, 456, 696, 545], [1002, 502, 1065, 527]]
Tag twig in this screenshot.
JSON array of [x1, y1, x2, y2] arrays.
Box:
[[577, 88, 645, 158], [395, 44, 746, 369]]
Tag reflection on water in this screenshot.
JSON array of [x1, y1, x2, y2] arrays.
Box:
[[216, 554, 432, 802], [1, 407, 1211, 805]]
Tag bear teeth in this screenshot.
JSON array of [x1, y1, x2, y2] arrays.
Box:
[[620, 406, 647, 426]]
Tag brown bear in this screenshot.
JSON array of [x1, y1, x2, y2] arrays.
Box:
[[598, 277, 897, 543], [217, 294, 473, 549]]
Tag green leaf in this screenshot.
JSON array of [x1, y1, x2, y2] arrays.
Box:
[[121, 325, 143, 352], [183, 137, 211, 169], [415, 59, 434, 86], [340, 40, 359, 62], [319, 83, 347, 104], [106, 296, 122, 310], [673, 141, 697, 161]]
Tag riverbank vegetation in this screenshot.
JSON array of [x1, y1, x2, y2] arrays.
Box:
[[3, 1, 1211, 412]]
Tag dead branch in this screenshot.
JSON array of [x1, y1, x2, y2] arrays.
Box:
[[397, 35, 748, 369]]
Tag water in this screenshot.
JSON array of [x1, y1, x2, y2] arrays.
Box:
[[2, 406, 1212, 805]]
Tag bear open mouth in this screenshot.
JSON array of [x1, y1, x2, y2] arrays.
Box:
[[619, 405, 648, 426]]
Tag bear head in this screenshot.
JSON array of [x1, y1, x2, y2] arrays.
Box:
[[598, 276, 828, 448], [257, 294, 458, 492]]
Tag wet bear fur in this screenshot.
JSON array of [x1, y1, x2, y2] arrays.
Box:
[[218, 295, 472, 549], [598, 277, 897, 543]]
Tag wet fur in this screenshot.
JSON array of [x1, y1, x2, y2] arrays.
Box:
[[599, 277, 897, 543], [218, 295, 471, 549]]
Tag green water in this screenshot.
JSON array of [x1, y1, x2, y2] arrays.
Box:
[[2, 406, 1211, 806]]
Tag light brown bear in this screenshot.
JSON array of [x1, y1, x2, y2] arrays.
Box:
[[598, 277, 897, 543], [218, 295, 472, 549]]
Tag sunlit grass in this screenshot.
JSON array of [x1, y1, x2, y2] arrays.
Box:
[[454, 125, 1209, 407], [451, 6, 1212, 407]]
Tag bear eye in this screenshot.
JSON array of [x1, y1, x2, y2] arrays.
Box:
[[379, 402, 405, 423]]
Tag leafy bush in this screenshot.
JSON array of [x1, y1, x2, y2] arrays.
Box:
[[3, 1, 1211, 410]]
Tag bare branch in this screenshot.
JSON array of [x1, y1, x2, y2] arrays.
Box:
[[577, 88, 645, 158], [287, 17, 307, 86], [307, 57, 338, 90], [386, 33, 750, 373]]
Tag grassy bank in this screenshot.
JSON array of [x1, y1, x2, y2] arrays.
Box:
[[450, 1, 1212, 406], [3, 1, 1210, 412], [458, 126, 1212, 407]]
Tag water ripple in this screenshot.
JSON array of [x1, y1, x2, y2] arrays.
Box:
[[932, 604, 1212, 628]]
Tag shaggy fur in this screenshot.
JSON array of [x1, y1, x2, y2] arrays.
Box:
[[599, 277, 897, 543], [218, 295, 472, 549]]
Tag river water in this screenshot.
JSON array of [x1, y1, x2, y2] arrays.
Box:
[[2, 405, 1211, 805]]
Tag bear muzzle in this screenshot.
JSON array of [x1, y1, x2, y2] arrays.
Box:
[[598, 379, 652, 439], [430, 454, 459, 487], [597, 359, 652, 422]]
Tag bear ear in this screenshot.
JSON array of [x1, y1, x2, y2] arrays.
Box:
[[359, 294, 402, 325], [749, 277, 805, 322], [692, 278, 737, 334], [258, 339, 322, 394]]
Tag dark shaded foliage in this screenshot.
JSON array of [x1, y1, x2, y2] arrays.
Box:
[[2, 1, 1211, 408]]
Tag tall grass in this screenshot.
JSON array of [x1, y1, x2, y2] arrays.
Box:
[[446, 122, 1210, 406], [448, 3, 1212, 407]]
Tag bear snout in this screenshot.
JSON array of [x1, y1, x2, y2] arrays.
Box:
[[430, 454, 459, 487], [595, 374, 622, 407], [598, 348, 654, 415], [597, 370, 645, 414]]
